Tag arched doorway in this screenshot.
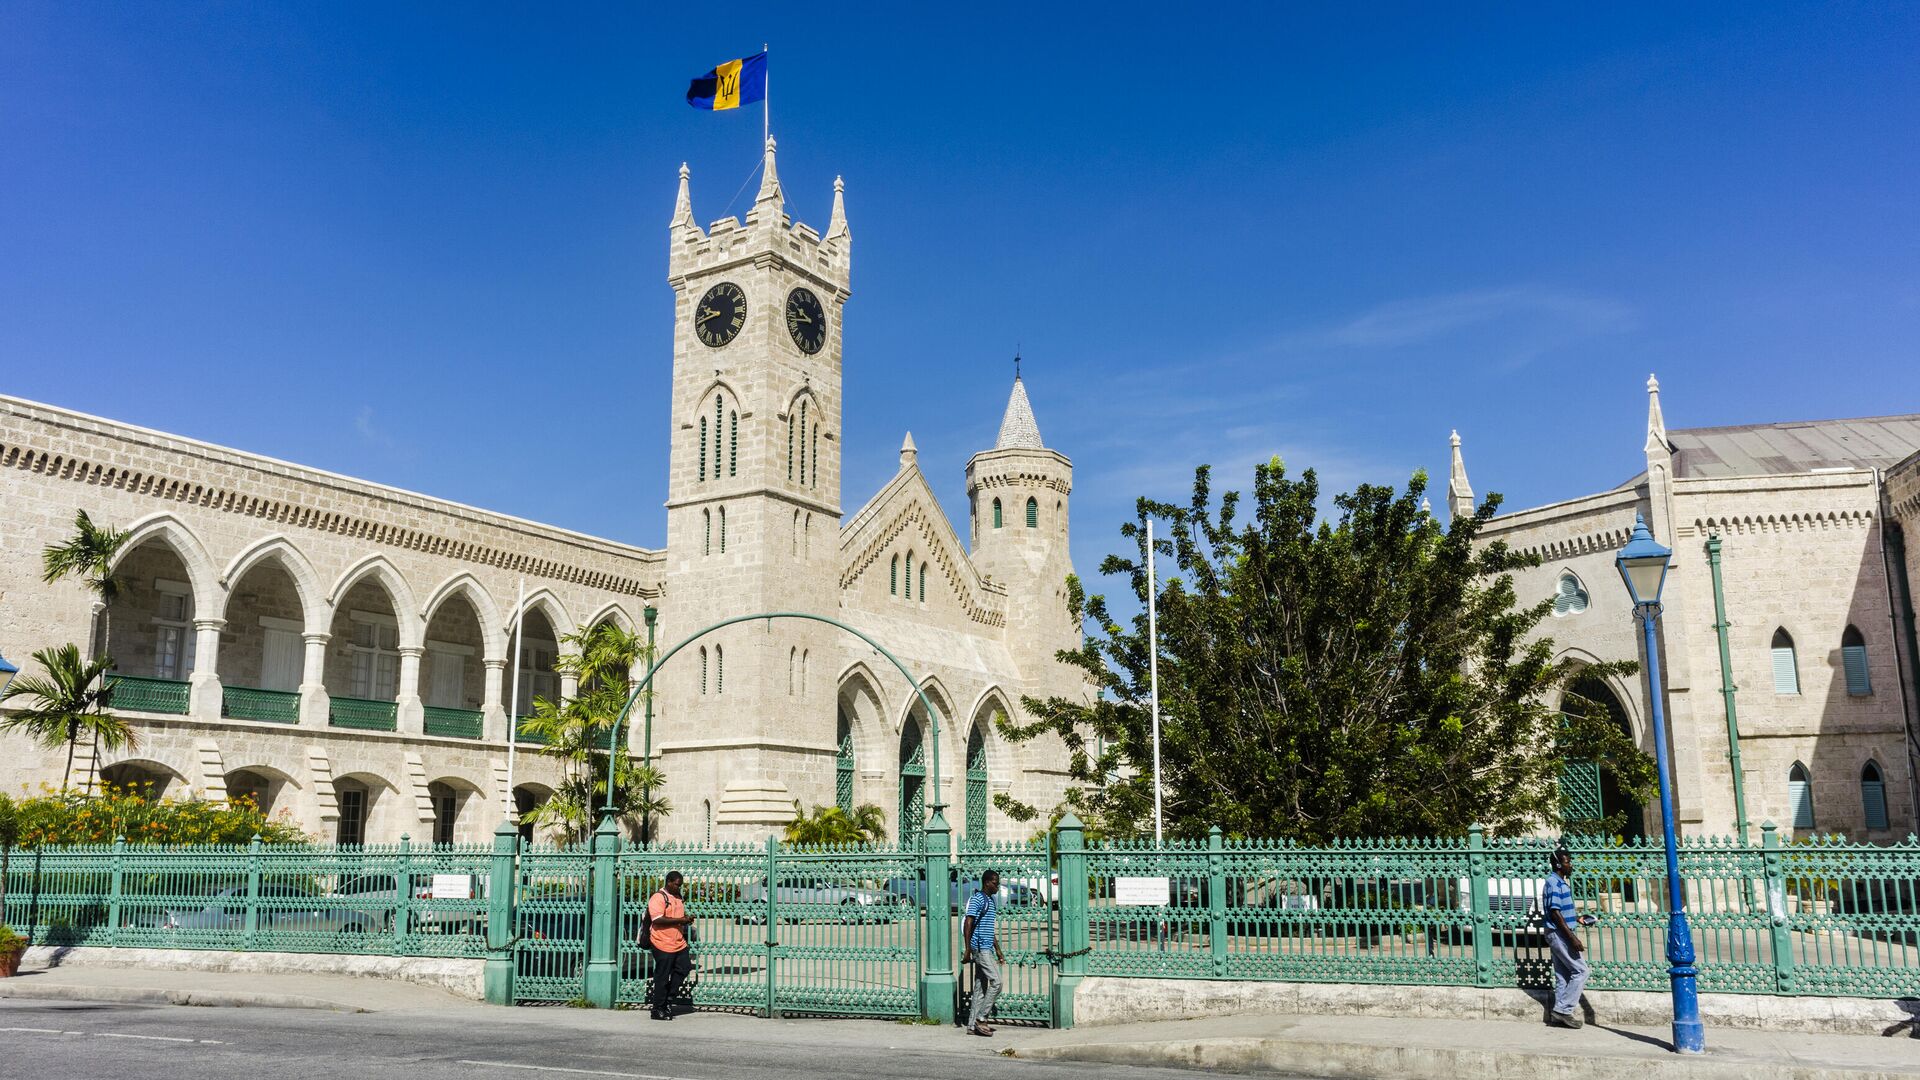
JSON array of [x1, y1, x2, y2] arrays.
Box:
[[513, 784, 552, 843], [225, 766, 296, 817], [101, 760, 184, 801], [428, 779, 481, 846], [964, 725, 988, 847], [219, 553, 311, 724], [836, 707, 856, 816], [1559, 673, 1646, 838], [899, 722, 926, 849]]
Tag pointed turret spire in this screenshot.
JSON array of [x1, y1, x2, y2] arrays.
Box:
[[670, 162, 697, 233], [1645, 373, 1668, 455], [899, 431, 918, 470], [994, 366, 1045, 450], [1447, 429, 1475, 520], [753, 135, 784, 213], [825, 175, 849, 242]]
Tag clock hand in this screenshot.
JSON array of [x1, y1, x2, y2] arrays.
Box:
[[699, 307, 719, 323]]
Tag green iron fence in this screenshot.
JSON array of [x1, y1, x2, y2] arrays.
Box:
[[7, 820, 1919, 1025], [106, 675, 190, 715], [2, 837, 491, 956], [222, 685, 300, 724]]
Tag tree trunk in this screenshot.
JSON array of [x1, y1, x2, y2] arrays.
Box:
[[62, 738, 75, 794]]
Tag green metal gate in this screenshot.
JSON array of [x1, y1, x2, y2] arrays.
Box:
[[953, 840, 1056, 1024], [513, 846, 590, 1002]]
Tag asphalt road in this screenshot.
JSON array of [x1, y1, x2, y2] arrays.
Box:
[[0, 999, 1280, 1080]]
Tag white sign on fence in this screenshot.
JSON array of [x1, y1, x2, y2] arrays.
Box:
[[1114, 876, 1171, 906], [431, 874, 473, 900]]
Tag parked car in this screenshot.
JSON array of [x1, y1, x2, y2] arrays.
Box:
[[881, 877, 1041, 910], [130, 883, 319, 932], [736, 875, 905, 923]]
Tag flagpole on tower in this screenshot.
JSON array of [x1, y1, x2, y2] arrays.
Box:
[[763, 43, 770, 146]]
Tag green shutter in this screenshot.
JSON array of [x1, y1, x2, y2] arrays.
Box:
[[890, 556, 897, 595], [992, 499, 1002, 529], [1864, 777, 1890, 830], [699, 417, 707, 480], [1772, 646, 1800, 695], [788, 413, 794, 480], [1026, 498, 1037, 528], [729, 410, 737, 476], [1790, 775, 1815, 830], [919, 564, 926, 603], [1843, 645, 1871, 696]]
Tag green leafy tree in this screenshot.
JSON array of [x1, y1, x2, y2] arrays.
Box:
[[1, 645, 134, 793], [1002, 459, 1655, 842], [521, 622, 670, 846], [783, 802, 887, 845]]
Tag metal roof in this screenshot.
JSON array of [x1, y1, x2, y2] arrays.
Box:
[[1665, 414, 1920, 479]]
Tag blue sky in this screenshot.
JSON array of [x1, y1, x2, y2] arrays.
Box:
[[4, 4, 1918, 598]]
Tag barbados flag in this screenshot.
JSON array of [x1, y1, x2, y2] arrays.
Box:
[[687, 52, 767, 111]]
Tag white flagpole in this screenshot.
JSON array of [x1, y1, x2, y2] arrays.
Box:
[[1147, 519, 1163, 845], [762, 43, 770, 147], [504, 576, 526, 821]]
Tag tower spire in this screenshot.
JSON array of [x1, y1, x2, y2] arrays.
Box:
[[670, 162, 697, 234], [1447, 429, 1474, 521], [995, 369, 1044, 450], [1645, 373, 1668, 455], [899, 430, 918, 471], [825, 175, 848, 242], [752, 135, 784, 217]]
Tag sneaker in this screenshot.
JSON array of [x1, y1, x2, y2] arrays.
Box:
[[1548, 1011, 1582, 1029]]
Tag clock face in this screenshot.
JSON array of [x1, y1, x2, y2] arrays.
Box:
[[786, 287, 827, 355], [695, 282, 746, 348]]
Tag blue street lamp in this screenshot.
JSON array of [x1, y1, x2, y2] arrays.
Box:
[[1615, 513, 1705, 1054]]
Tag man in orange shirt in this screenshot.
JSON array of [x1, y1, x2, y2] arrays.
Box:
[[646, 870, 692, 1020]]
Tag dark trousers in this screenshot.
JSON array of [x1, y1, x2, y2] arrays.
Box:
[[650, 945, 692, 1013]]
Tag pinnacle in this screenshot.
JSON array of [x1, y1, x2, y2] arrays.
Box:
[[995, 374, 1044, 450]]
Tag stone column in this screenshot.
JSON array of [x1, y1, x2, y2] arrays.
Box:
[[482, 657, 508, 741], [559, 672, 579, 704], [187, 618, 226, 721], [397, 646, 426, 734], [299, 633, 332, 727]]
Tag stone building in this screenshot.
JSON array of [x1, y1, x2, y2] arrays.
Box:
[[1459, 377, 1920, 842], [0, 139, 1082, 846]]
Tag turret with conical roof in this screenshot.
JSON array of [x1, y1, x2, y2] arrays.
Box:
[[967, 365, 1076, 667]]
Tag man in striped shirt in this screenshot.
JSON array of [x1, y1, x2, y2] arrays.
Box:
[[962, 870, 1003, 1036], [1542, 847, 1595, 1028]]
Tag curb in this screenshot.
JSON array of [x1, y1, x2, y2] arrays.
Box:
[[1012, 1036, 1920, 1080], [0, 982, 368, 1013]]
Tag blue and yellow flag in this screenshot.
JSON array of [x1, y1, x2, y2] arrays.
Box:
[[687, 52, 767, 111]]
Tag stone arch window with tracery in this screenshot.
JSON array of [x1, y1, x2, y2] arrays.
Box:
[[905, 550, 914, 602], [898, 721, 926, 849], [1552, 571, 1589, 617]]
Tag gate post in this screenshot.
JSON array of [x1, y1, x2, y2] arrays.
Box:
[[107, 835, 126, 947], [1469, 823, 1493, 987], [483, 820, 518, 1005], [243, 834, 263, 951], [394, 834, 413, 956], [585, 816, 621, 1008], [921, 810, 957, 1023], [1762, 821, 1793, 993], [1052, 813, 1089, 1029], [765, 835, 779, 1019], [1207, 826, 1227, 977]]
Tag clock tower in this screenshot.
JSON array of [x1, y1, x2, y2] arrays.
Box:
[[659, 138, 852, 838]]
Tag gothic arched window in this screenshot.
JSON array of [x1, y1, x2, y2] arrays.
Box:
[[1772, 629, 1800, 695], [715, 645, 724, 694], [905, 551, 914, 601], [1553, 572, 1589, 617], [1789, 761, 1815, 830], [729, 410, 737, 477], [699, 647, 708, 696], [891, 555, 898, 595], [1026, 497, 1038, 528], [698, 417, 707, 481], [719, 506, 727, 553], [992, 499, 1002, 529], [919, 562, 927, 603], [1862, 761, 1890, 830], [714, 396, 724, 480], [787, 410, 795, 481], [703, 509, 711, 556], [1842, 625, 1871, 696]]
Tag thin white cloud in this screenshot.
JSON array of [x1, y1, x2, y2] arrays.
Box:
[[355, 405, 399, 451], [1274, 285, 1638, 369]]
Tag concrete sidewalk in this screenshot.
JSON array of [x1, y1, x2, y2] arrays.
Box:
[[1015, 1011, 1920, 1080], [0, 961, 485, 1013]]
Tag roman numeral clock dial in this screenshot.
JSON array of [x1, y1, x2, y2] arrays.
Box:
[[786, 287, 827, 355], [695, 282, 746, 348]]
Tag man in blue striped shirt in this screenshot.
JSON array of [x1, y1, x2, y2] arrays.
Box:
[[1542, 847, 1595, 1028], [962, 870, 1003, 1036]]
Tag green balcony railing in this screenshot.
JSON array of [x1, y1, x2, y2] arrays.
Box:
[[107, 675, 191, 715], [328, 695, 398, 731], [222, 685, 300, 724], [424, 706, 484, 740], [512, 716, 549, 745]]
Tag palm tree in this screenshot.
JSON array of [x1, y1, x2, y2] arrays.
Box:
[[0, 644, 133, 792], [520, 622, 669, 845], [41, 510, 129, 661], [42, 510, 130, 795], [784, 802, 888, 845]]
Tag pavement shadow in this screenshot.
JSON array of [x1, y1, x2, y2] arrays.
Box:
[[1880, 998, 1920, 1038]]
